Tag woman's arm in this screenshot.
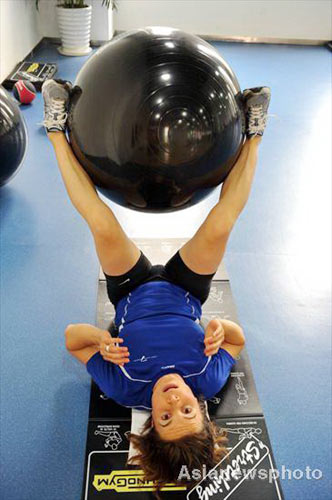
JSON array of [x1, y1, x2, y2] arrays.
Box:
[[65, 324, 106, 365], [220, 319, 245, 358], [65, 324, 130, 366], [204, 318, 245, 358], [65, 323, 104, 351]]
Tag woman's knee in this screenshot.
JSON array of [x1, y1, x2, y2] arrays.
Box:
[[88, 212, 122, 243], [203, 215, 233, 245]]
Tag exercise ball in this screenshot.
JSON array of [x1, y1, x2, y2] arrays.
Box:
[[0, 85, 28, 186], [68, 26, 245, 212]]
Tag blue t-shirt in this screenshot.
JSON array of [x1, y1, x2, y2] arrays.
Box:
[[87, 281, 235, 410]]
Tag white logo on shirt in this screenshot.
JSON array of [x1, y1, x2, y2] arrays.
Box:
[[161, 365, 175, 370], [133, 355, 158, 363]]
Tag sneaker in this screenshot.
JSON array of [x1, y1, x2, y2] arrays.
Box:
[[242, 87, 271, 138], [42, 79, 72, 133]]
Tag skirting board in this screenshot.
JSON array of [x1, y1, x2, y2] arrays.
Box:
[[42, 35, 328, 48]]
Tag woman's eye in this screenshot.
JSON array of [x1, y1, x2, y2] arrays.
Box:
[[183, 406, 192, 414], [161, 413, 171, 421]]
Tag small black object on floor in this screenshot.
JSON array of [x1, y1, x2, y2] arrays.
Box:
[[2, 61, 58, 91]]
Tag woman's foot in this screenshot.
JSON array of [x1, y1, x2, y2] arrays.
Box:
[[242, 87, 271, 138], [41, 79, 72, 133]]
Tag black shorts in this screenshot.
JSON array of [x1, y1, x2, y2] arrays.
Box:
[[104, 251, 215, 307]]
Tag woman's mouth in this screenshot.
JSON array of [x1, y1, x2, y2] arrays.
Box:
[[163, 384, 179, 393]]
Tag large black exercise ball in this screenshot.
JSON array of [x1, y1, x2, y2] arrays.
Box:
[[0, 85, 28, 186], [68, 26, 245, 212]]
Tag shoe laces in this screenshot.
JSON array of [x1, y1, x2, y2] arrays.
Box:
[[247, 105, 266, 126], [249, 105, 263, 118], [43, 98, 68, 127]]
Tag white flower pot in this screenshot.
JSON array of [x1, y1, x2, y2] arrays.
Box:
[[57, 5, 92, 56]]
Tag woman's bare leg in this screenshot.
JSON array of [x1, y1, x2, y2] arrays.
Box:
[[180, 136, 262, 274], [49, 132, 260, 277], [48, 132, 140, 276]]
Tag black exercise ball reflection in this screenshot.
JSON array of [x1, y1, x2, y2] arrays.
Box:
[[68, 26, 245, 212], [0, 85, 27, 186]]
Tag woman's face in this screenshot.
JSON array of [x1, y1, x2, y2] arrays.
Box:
[[151, 373, 204, 440]]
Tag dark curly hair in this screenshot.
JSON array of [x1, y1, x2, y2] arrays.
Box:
[[128, 397, 228, 498]]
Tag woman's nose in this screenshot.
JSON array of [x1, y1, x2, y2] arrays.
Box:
[[167, 394, 180, 403]]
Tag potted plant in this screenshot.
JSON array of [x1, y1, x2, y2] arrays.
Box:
[[36, 0, 117, 56]]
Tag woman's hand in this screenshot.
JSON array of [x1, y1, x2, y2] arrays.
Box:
[[98, 330, 130, 366], [204, 317, 225, 356]]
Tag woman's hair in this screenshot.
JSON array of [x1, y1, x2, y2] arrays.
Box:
[[128, 397, 228, 498]]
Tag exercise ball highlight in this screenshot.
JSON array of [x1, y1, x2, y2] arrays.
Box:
[[68, 26, 245, 212], [0, 85, 28, 186]]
